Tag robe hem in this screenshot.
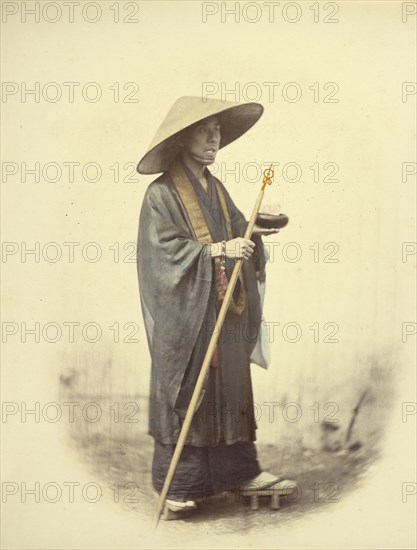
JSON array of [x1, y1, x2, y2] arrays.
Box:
[[148, 430, 258, 447]]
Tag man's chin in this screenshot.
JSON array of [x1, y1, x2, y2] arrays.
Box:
[[190, 153, 218, 166]]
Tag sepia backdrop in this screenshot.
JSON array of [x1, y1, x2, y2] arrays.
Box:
[[1, 1, 416, 548]]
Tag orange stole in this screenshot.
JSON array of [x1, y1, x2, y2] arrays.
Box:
[[169, 160, 246, 317]]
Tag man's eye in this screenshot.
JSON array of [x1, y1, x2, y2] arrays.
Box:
[[198, 126, 220, 134]]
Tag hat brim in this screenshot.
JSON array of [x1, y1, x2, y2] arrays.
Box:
[[137, 102, 264, 175]]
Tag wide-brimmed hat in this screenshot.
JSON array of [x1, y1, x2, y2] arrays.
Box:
[[137, 96, 264, 174]]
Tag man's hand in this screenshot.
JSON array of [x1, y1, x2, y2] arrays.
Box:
[[209, 238, 255, 260], [209, 229, 279, 260], [252, 224, 280, 237]]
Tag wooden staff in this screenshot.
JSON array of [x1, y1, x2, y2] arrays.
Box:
[[152, 166, 275, 529]]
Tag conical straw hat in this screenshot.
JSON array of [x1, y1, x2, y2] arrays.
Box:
[[137, 96, 264, 175]]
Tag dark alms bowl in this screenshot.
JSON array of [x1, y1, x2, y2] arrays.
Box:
[[256, 213, 289, 229]]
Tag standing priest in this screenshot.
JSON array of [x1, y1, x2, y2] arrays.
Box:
[[136, 96, 294, 518]]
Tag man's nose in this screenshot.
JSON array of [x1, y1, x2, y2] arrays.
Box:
[[207, 129, 219, 142]]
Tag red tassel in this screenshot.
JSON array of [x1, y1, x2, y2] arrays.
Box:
[[211, 345, 219, 368]]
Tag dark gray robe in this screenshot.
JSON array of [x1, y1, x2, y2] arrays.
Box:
[[137, 164, 266, 446]]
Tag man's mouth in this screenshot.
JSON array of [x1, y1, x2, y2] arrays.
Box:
[[205, 147, 217, 154]]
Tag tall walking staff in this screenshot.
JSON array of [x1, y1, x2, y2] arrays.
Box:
[[152, 165, 275, 529]]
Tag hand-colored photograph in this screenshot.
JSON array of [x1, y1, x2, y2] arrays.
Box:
[[1, 2, 416, 549]]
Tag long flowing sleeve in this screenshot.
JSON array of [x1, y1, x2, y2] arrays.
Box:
[[137, 176, 214, 417]]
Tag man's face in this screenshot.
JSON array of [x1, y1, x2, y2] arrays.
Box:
[[180, 116, 221, 165]]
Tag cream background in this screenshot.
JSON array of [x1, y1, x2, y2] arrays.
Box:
[[1, 1, 416, 548]]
